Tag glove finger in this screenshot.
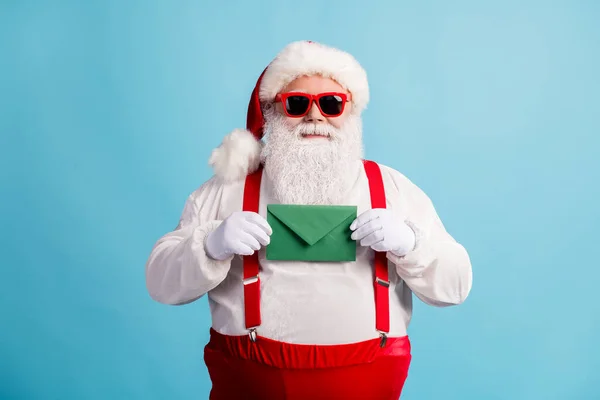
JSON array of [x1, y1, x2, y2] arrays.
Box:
[[238, 232, 262, 251], [360, 230, 385, 247], [230, 242, 255, 256], [350, 210, 375, 231], [350, 209, 383, 231], [351, 219, 381, 241], [243, 222, 271, 246], [371, 241, 389, 252], [245, 212, 273, 235]]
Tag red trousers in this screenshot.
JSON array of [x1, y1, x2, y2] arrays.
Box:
[[204, 329, 412, 400]]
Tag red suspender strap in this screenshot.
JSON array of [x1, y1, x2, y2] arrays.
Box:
[[362, 160, 390, 346], [242, 166, 263, 342]]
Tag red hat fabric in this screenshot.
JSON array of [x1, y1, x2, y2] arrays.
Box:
[[246, 68, 267, 140]]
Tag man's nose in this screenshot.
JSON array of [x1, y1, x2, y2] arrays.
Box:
[[303, 101, 326, 123]]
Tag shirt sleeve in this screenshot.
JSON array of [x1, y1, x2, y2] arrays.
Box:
[[382, 166, 473, 307], [145, 177, 234, 305]]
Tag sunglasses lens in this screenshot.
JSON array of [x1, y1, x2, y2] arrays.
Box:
[[285, 95, 310, 116], [319, 95, 344, 116]]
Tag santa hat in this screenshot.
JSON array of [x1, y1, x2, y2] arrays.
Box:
[[209, 40, 369, 182]]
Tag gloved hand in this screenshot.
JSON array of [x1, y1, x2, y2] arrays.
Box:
[[350, 209, 416, 257], [205, 211, 272, 261]]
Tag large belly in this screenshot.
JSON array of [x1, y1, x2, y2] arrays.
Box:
[[208, 252, 411, 344]]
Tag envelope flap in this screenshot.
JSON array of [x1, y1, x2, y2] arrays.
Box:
[[267, 204, 356, 246]]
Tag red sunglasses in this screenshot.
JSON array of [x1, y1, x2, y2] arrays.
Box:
[[275, 92, 351, 118]]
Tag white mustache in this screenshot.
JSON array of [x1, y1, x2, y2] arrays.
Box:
[[294, 123, 338, 138]]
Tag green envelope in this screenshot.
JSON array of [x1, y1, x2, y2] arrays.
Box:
[[266, 204, 357, 262]]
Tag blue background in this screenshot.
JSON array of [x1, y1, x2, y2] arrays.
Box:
[[2, 1, 599, 399]]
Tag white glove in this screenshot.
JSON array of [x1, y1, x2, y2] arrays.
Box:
[[350, 209, 416, 257], [205, 211, 272, 261]]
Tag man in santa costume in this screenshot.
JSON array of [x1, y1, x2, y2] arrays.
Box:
[[145, 40, 472, 399]]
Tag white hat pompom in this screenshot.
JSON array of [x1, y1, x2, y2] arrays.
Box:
[[209, 129, 263, 183]]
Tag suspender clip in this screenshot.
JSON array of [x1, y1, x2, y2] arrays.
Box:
[[248, 328, 257, 343], [378, 331, 388, 348], [243, 276, 259, 285], [376, 277, 390, 288]]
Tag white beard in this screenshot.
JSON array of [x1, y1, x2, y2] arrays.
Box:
[[260, 111, 364, 205]]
